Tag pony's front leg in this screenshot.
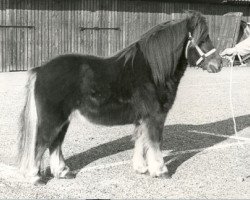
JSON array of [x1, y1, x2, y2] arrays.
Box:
[[144, 117, 169, 178], [147, 144, 169, 178], [133, 124, 148, 174]]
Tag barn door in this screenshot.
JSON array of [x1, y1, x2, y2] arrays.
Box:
[[0, 0, 35, 72], [0, 27, 33, 72], [79, 0, 121, 57]]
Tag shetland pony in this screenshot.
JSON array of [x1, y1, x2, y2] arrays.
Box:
[[18, 11, 221, 185]]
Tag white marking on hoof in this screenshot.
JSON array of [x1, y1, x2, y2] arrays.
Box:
[[133, 158, 148, 174], [29, 175, 45, 186], [50, 145, 69, 179], [132, 139, 148, 173], [58, 166, 70, 178], [147, 148, 169, 178], [148, 164, 169, 178]]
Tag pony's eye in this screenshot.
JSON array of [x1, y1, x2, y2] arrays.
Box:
[[199, 40, 205, 46]]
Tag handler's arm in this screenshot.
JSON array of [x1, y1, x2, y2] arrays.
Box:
[[234, 36, 250, 56], [220, 36, 250, 57]]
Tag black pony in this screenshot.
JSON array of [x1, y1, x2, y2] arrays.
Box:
[[18, 11, 221, 185]]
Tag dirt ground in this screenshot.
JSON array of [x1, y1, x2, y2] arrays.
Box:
[[0, 67, 250, 199]]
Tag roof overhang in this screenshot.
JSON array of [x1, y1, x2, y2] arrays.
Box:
[[136, 0, 250, 5]]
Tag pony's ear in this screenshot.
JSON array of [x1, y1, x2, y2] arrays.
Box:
[[186, 10, 204, 33], [186, 11, 208, 42]]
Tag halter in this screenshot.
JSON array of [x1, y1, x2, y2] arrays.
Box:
[[185, 32, 216, 66]]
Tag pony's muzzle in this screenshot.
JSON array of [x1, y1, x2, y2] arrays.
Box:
[[206, 58, 222, 73]]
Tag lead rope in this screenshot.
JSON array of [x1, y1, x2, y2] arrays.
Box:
[[223, 55, 247, 182], [224, 55, 244, 148]]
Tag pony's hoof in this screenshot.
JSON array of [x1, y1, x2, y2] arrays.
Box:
[[33, 178, 46, 186], [29, 175, 46, 186], [60, 171, 76, 179], [149, 165, 170, 178], [134, 166, 148, 174], [158, 172, 171, 179], [133, 159, 148, 174], [133, 161, 148, 174]]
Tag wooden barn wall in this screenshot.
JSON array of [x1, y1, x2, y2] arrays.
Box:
[[0, 0, 249, 72]]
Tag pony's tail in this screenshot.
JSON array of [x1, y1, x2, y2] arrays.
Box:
[[17, 70, 38, 175]]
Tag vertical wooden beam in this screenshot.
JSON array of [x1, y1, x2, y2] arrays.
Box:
[[0, 0, 3, 72]]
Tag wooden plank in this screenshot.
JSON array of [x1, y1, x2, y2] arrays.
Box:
[[76, 0, 81, 54], [59, 0, 63, 55], [29, 0, 34, 68], [19, 0, 24, 71], [33, 0, 38, 68], [106, 0, 110, 55], [100, 1, 104, 56], [82, 0, 87, 54], [5, 0, 10, 72], [83, 0, 88, 54], [0, 0, 3, 71], [116, 0, 122, 52], [55, 1, 61, 57], [49, 0, 59, 60], [112, 0, 117, 54], [44, 0, 49, 64], [36, 0, 41, 66], [22, 0, 27, 71], [80, 0, 84, 54], [37, 0, 42, 66], [73, 0, 78, 54], [216, 12, 243, 53], [216, 12, 243, 67], [47, 0, 51, 60], [10, 1, 16, 71], [64, 0, 68, 54], [94, 0, 99, 55], [57, 1, 61, 55], [68, 0, 72, 53], [100, 0, 105, 56], [121, 0, 126, 49], [70, 0, 75, 53], [1, 0, 6, 71]]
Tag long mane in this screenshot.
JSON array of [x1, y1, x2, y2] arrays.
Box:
[[113, 11, 209, 86]]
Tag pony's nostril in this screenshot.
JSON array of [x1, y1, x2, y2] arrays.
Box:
[[208, 65, 217, 73], [208, 61, 222, 72]]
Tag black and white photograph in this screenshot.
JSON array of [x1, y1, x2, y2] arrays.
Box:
[[0, 0, 249, 199]]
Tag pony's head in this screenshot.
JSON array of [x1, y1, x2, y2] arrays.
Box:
[[117, 11, 222, 86], [186, 11, 222, 73]]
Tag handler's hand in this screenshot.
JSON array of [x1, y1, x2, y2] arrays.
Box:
[[220, 47, 237, 57]]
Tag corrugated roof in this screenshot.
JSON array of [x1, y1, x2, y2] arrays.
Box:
[[138, 0, 223, 3], [222, 0, 250, 4], [138, 0, 250, 4]]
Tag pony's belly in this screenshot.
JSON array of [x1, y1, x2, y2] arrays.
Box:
[[69, 110, 107, 127], [76, 99, 135, 126]]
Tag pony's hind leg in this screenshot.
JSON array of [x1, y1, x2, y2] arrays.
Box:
[[27, 122, 60, 185], [49, 121, 75, 179]]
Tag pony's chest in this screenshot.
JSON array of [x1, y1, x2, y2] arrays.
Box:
[[89, 83, 112, 105]]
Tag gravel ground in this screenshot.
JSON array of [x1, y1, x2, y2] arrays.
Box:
[[0, 67, 249, 199]]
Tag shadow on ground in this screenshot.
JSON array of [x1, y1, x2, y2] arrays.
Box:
[[66, 115, 250, 176]]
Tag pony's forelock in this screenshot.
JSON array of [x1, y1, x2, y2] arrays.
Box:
[[186, 10, 209, 43]]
